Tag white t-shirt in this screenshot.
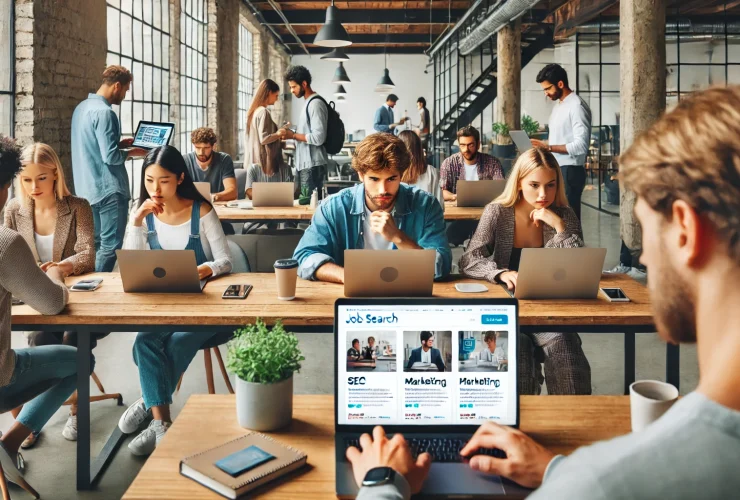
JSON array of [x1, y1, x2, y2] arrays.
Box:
[[363, 205, 394, 250], [421, 347, 431, 364], [34, 232, 54, 263], [464, 164, 479, 181]]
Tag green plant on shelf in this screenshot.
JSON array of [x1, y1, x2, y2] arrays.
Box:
[[521, 114, 540, 137], [298, 185, 310, 206], [492, 122, 511, 145]]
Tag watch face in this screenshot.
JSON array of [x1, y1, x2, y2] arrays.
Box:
[[364, 467, 392, 485]]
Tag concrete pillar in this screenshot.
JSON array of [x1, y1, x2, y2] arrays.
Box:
[[496, 18, 521, 143], [619, 0, 666, 260], [169, 0, 181, 150]]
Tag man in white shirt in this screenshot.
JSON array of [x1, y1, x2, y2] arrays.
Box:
[[531, 64, 592, 221], [478, 331, 506, 366]]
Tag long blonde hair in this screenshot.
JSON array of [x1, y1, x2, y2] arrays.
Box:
[[494, 147, 568, 208], [17, 143, 71, 207]]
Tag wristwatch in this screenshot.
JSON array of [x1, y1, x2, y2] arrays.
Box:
[[362, 467, 396, 487]]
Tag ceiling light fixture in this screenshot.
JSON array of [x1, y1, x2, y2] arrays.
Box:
[[314, 0, 352, 47], [320, 48, 350, 61]]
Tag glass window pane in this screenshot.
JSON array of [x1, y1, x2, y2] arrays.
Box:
[[143, 23, 153, 63], [143, 0, 153, 24], [107, 7, 121, 56], [0, 95, 11, 137], [143, 64, 153, 101], [133, 19, 143, 61], [121, 13, 133, 57]]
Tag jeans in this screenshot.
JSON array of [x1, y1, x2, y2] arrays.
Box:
[[92, 193, 129, 272], [132, 331, 225, 409], [559, 165, 587, 221], [0, 346, 95, 433], [446, 220, 479, 247], [298, 165, 326, 200]]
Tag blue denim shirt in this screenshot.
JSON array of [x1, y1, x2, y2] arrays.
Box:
[[71, 94, 130, 205], [293, 183, 451, 280]]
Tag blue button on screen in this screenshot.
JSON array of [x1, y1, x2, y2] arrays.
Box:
[[482, 315, 508, 325]]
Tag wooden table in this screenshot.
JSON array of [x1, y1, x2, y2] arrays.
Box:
[[123, 394, 632, 499]]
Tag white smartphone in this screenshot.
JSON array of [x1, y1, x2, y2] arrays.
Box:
[[601, 287, 630, 302]]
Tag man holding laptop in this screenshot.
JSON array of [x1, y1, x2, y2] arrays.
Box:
[[293, 133, 451, 283]]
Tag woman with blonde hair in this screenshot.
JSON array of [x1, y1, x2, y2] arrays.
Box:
[[3, 142, 96, 445], [245, 78, 292, 199], [460, 147, 591, 395], [398, 130, 444, 209]]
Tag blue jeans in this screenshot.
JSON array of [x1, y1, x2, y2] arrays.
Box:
[[92, 193, 128, 272], [132, 332, 224, 409], [0, 346, 95, 433]]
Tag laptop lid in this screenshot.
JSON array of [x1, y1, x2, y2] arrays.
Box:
[[344, 250, 435, 297], [509, 130, 533, 153], [252, 182, 294, 207], [512, 248, 607, 299], [456, 180, 507, 207], [194, 182, 211, 201], [132, 121, 175, 150], [116, 250, 205, 293], [334, 298, 520, 434]]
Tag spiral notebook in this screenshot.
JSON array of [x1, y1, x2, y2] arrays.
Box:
[[180, 433, 308, 499]]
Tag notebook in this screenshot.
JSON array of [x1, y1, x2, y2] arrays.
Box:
[[180, 433, 308, 499]]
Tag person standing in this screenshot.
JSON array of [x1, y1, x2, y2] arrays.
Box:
[[414, 97, 430, 148], [531, 63, 592, 221], [279, 66, 328, 199], [373, 94, 405, 134], [71, 65, 147, 272]]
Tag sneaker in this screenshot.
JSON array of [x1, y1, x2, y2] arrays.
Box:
[[606, 263, 632, 274], [0, 440, 23, 486], [128, 420, 170, 456], [118, 397, 150, 434], [62, 414, 78, 441], [20, 431, 40, 449]]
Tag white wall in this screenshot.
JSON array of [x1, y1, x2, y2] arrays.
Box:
[[289, 54, 434, 136]]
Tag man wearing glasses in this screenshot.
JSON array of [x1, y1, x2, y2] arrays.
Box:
[[531, 64, 592, 222]]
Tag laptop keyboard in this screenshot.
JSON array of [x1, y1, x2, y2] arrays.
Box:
[[344, 437, 506, 463]]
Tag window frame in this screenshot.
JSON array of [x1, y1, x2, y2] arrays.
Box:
[[179, 0, 208, 154], [237, 24, 254, 162], [0, 0, 15, 137]]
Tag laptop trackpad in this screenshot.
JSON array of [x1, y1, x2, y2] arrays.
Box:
[[421, 463, 505, 495]]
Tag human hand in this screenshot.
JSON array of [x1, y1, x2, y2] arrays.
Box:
[[530, 139, 548, 149], [498, 270, 518, 291], [369, 211, 400, 243], [133, 198, 165, 226], [530, 208, 565, 233], [119, 137, 135, 148], [45, 265, 65, 284], [346, 426, 432, 494], [127, 147, 149, 158], [41, 261, 74, 276], [460, 421, 555, 489], [197, 264, 213, 281]]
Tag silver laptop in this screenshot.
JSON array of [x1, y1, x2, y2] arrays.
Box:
[[509, 130, 533, 153], [116, 250, 207, 293], [456, 180, 507, 207], [344, 250, 435, 297], [334, 298, 527, 498], [194, 182, 211, 201], [503, 248, 607, 299], [251, 182, 294, 207]]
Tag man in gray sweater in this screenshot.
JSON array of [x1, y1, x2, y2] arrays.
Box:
[[348, 87, 740, 499]]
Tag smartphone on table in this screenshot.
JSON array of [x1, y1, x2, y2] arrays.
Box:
[[601, 287, 630, 302], [222, 284, 253, 299], [70, 279, 103, 292]]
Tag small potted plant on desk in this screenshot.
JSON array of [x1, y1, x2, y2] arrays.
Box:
[[491, 122, 516, 160], [226, 319, 305, 431], [297, 186, 311, 205]]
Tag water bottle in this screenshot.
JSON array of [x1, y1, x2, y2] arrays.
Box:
[[310, 188, 318, 208]]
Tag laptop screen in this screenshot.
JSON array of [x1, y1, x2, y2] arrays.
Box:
[[336, 300, 518, 427], [132, 121, 175, 149]]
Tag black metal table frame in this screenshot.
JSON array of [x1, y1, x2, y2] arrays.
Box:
[[13, 322, 676, 492]]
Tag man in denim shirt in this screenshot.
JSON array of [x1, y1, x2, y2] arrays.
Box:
[[293, 133, 451, 283], [71, 65, 146, 272]]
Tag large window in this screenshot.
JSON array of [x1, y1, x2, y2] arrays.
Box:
[[179, 0, 208, 153], [237, 24, 254, 162], [107, 0, 171, 198], [0, 0, 14, 137]]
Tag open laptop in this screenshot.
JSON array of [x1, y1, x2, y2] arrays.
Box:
[[251, 182, 294, 207], [131, 121, 175, 150], [194, 182, 211, 201], [456, 180, 507, 207], [335, 298, 527, 498], [509, 130, 533, 153], [116, 250, 207, 293], [501, 248, 607, 299], [344, 250, 435, 297]]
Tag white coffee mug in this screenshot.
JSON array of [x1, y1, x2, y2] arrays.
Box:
[[629, 380, 679, 432]]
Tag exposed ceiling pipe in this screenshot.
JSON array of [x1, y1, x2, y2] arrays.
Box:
[[577, 20, 736, 34], [458, 0, 539, 55], [265, 0, 310, 55], [240, 0, 293, 55], [427, 0, 489, 57]]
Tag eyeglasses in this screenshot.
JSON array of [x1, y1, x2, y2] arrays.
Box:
[[542, 84, 555, 93]]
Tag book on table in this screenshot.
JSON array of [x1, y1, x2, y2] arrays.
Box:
[[180, 433, 308, 499]]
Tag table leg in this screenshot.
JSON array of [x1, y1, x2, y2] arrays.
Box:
[[624, 331, 635, 395], [666, 343, 680, 390], [76, 329, 91, 490]]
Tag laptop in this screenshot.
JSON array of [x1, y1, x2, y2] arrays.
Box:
[[344, 250, 435, 297], [194, 182, 211, 201], [509, 130, 533, 153], [116, 250, 207, 293], [456, 180, 507, 207], [131, 121, 175, 150], [502, 248, 607, 299], [334, 298, 527, 498], [251, 182, 294, 207]]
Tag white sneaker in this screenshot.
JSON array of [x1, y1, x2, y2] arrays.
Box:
[[606, 264, 632, 274], [128, 420, 170, 456], [62, 414, 78, 441], [118, 397, 150, 434]]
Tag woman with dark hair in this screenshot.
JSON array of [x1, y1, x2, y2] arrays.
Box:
[[245, 79, 292, 199], [118, 145, 232, 456], [398, 130, 444, 209]]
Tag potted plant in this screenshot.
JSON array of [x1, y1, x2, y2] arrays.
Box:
[[297, 185, 311, 205], [491, 122, 516, 159], [521, 114, 540, 138], [226, 319, 305, 431]]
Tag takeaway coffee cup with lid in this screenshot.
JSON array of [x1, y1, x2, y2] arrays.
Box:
[[274, 259, 299, 300]]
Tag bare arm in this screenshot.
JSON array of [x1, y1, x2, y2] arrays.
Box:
[[315, 262, 345, 284], [443, 189, 457, 202], [213, 177, 238, 202]]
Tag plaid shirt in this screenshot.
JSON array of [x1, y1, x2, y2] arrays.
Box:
[[439, 152, 504, 193]]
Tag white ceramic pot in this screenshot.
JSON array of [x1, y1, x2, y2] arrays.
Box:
[[235, 375, 293, 431]]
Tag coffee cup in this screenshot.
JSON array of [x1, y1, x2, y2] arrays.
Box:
[[629, 380, 679, 432], [274, 259, 299, 300]]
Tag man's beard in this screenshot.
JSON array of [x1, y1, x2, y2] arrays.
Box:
[[366, 192, 396, 211], [549, 87, 564, 101], [462, 150, 477, 162], [298, 88, 306, 98], [651, 241, 697, 344], [197, 152, 213, 163]]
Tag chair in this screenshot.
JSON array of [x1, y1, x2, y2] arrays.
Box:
[[234, 167, 248, 200], [227, 229, 304, 273]]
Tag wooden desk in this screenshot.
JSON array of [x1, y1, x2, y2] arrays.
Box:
[[123, 394, 631, 499]]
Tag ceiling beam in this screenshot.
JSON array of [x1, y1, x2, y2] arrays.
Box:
[[552, 0, 618, 40], [254, 0, 470, 9], [274, 23, 451, 34], [297, 45, 429, 54], [281, 33, 433, 43], [260, 9, 467, 24], [265, 0, 309, 54]]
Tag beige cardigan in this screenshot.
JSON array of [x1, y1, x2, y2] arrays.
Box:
[[247, 106, 282, 173]]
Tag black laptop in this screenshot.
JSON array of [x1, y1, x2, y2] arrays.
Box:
[[131, 120, 175, 150], [334, 298, 528, 498]]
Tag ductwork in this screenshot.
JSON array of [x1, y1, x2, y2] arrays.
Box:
[[578, 20, 738, 34], [458, 0, 540, 56]]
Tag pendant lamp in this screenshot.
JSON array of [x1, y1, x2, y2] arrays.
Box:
[[336, 95, 347, 102], [321, 48, 350, 61], [313, 0, 351, 48], [334, 84, 347, 97], [375, 26, 395, 92], [332, 62, 351, 84]]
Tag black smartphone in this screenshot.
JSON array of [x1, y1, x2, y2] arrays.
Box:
[[70, 279, 103, 291], [222, 284, 253, 299], [601, 287, 630, 302]]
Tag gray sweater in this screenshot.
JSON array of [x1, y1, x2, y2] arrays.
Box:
[[0, 227, 68, 387]]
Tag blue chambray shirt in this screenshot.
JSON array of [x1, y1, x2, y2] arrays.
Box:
[[293, 183, 452, 280], [71, 94, 130, 205]]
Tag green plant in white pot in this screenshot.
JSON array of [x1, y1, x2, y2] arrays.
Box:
[[226, 319, 305, 431]]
